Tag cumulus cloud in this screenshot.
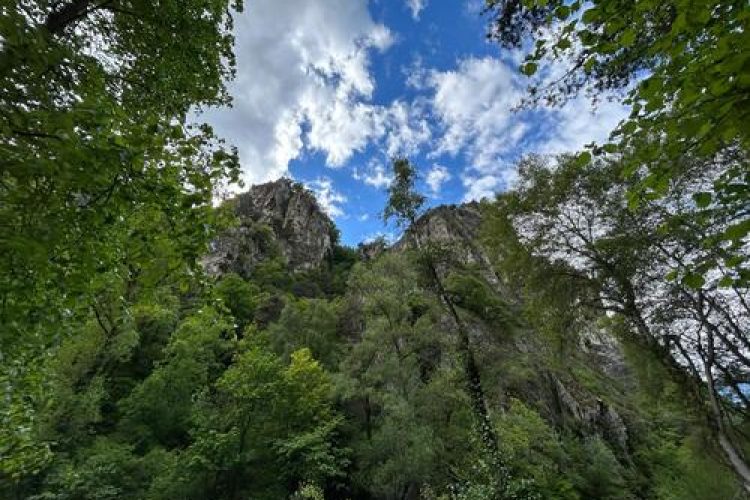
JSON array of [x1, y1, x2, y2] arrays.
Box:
[[362, 231, 396, 244], [199, 0, 394, 185], [384, 99, 432, 157], [535, 97, 626, 155], [425, 56, 628, 201], [200, 1, 626, 208], [429, 57, 524, 167], [425, 164, 451, 196], [406, 0, 428, 20], [461, 167, 519, 202], [353, 160, 393, 189], [403, 56, 429, 90], [307, 177, 347, 218]]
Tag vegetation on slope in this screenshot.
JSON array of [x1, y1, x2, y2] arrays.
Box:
[[1, 0, 748, 498]]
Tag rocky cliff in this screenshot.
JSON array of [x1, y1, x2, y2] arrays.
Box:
[[203, 178, 337, 277], [394, 202, 632, 457], [393, 202, 503, 289], [200, 183, 691, 489]]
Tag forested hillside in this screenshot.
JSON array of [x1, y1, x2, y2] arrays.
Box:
[[1, 1, 748, 499]]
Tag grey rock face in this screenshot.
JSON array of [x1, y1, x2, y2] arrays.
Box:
[[394, 203, 504, 290], [551, 377, 629, 453], [396, 202, 633, 454], [357, 238, 388, 262], [203, 179, 337, 277]]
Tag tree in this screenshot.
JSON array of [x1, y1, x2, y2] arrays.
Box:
[[383, 157, 510, 493], [215, 273, 269, 333], [1, 0, 242, 340], [485, 153, 750, 491], [483, 0, 749, 287], [267, 298, 343, 370], [339, 253, 474, 498], [160, 344, 346, 499], [1, 2, 241, 481]]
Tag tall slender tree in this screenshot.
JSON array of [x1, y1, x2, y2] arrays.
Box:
[[383, 157, 509, 493]]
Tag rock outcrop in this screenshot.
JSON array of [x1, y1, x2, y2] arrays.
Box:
[[394, 202, 633, 455], [394, 202, 503, 290], [205, 185, 635, 456], [203, 178, 337, 277]]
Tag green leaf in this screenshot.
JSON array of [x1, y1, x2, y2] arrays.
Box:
[[620, 121, 637, 135], [723, 220, 750, 241], [692, 192, 711, 208], [683, 273, 705, 289], [521, 62, 538, 76], [718, 276, 734, 288], [574, 151, 592, 167], [726, 255, 744, 267], [620, 29, 636, 47], [555, 5, 570, 20], [584, 57, 596, 73], [582, 7, 601, 24]]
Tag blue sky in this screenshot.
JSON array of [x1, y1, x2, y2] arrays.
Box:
[[199, 0, 627, 246]]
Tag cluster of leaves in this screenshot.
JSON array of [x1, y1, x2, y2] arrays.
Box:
[[5, 183, 744, 498], [0, 0, 243, 370], [3, 0, 747, 496], [1, 0, 241, 492], [2, 279, 348, 499], [484, 0, 749, 287], [480, 152, 750, 494]]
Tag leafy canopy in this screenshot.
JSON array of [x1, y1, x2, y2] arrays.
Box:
[[484, 0, 750, 286]]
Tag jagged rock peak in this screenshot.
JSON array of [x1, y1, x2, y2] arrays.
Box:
[[394, 202, 503, 288], [204, 178, 338, 276], [395, 202, 483, 249]]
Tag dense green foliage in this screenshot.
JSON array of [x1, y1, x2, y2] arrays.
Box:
[[6, 218, 745, 497], [484, 0, 749, 288], [2, 0, 748, 498], [480, 152, 750, 495]]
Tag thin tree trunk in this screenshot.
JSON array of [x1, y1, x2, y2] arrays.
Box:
[[410, 226, 506, 485], [44, 0, 94, 35], [621, 278, 750, 491], [704, 333, 750, 493]]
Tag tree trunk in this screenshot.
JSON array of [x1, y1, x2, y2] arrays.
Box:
[[44, 0, 94, 35], [411, 227, 507, 486], [621, 279, 750, 491], [704, 340, 750, 493]]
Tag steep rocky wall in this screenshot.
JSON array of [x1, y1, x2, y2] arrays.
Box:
[[393, 202, 633, 455], [203, 178, 337, 277], [393, 202, 503, 290]]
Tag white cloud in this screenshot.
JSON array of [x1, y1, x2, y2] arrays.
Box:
[[199, 1, 626, 209], [353, 160, 393, 189], [464, 0, 485, 15], [363, 231, 396, 244], [461, 167, 519, 202], [403, 56, 428, 90], [429, 57, 524, 167], [307, 177, 347, 218], [198, 0, 394, 185], [406, 0, 428, 20], [384, 99, 432, 157], [535, 97, 626, 155], [425, 56, 628, 202], [425, 164, 451, 196]]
